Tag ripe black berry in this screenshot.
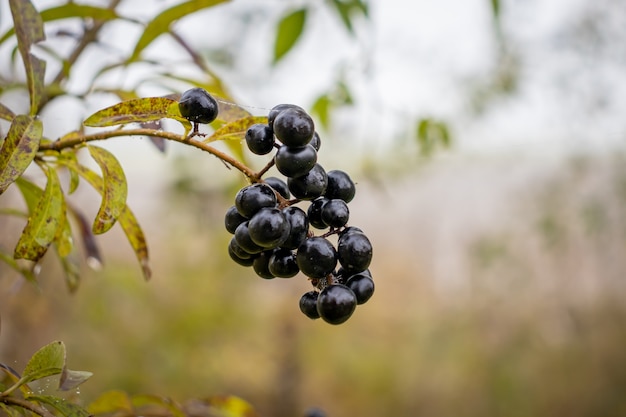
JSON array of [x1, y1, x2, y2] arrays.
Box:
[[268, 104, 305, 130], [287, 163, 328, 200], [275, 145, 317, 178], [248, 207, 290, 248], [309, 132, 321, 151], [234, 222, 265, 254], [264, 177, 290, 199], [307, 198, 329, 229], [273, 108, 315, 147], [245, 123, 275, 155], [225, 205, 247, 234], [228, 238, 255, 267], [325, 170, 355, 203], [317, 284, 357, 325], [346, 273, 375, 304], [253, 250, 275, 279], [338, 231, 373, 275], [321, 199, 349, 228], [296, 237, 337, 278], [268, 248, 299, 278], [178, 88, 218, 124], [299, 291, 320, 319], [281, 206, 309, 249], [235, 183, 277, 218]]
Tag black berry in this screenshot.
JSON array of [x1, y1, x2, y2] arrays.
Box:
[[346, 273, 375, 304], [235, 183, 277, 218], [268, 248, 299, 278], [325, 170, 355, 203], [299, 291, 320, 319], [253, 250, 275, 279], [268, 104, 305, 130], [337, 232, 372, 275], [245, 123, 275, 155], [275, 145, 317, 178], [281, 206, 309, 249], [178, 88, 218, 124], [287, 163, 328, 200], [234, 222, 265, 254], [317, 284, 357, 325], [321, 199, 349, 228], [273, 108, 315, 147], [296, 237, 337, 278], [264, 176, 290, 199], [307, 198, 329, 229], [225, 205, 247, 234], [248, 207, 290, 248], [309, 132, 321, 151], [228, 238, 255, 267]]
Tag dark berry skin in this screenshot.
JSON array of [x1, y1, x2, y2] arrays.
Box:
[[338, 232, 373, 275], [299, 291, 320, 319], [234, 222, 265, 254], [273, 108, 315, 147], [340, 226, 363, 237], [245, 123, 275, 155], [346, 273, 375, 304], [316, 284, 357, 325], [178, 88, 218, 124], [321, 199, 350, 228], [264, 176, 290, 199], [228, 239, 255, 267], [280, 206, 309, 249], [268, 248, 299, 278], [235, 183, 277, 218], [268, 104, 305, 130], [248, 207, 290, 248], [275, 145, 317, 178], [325, 170, 355, 203], [296, 237, 337, 278], [309, 132, 321, 151], [287, 163, 328, 200], [253, 250, 275, 279], [225, 205, 247, 234], [307, 198, 329, 229]]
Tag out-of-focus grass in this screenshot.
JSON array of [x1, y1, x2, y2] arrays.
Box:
[[2, 150, 626, 417]]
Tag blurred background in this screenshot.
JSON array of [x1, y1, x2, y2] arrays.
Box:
[[2, 0, 626, 416]]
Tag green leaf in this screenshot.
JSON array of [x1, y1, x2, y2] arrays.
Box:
[[416, 118, 451, 157], [83, 97, 191, 131], [203, 396, 259, 417], [131, 395, 186, 417], [491, 0, 500, 19], [22, 341, 65, 384], [28, 395, 91, 417], [311, 94, 331, 130], [0, 115, 43, 195], [87, 390, 134, 415], [9, 0, 47, 115], [64, 162, 150, 280], [0, 103, 15, 121], [0, 403, 23, 417], [273, 8, 307, 63], [14, 167, 65, 262], [59, 368, 93, 391], [329, 0, 368, 34], [88, 146, 128, 234], [129, 0, 230, 62], [204, 116, 268, 143]]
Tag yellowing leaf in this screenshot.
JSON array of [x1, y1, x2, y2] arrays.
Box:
[[88, 146, 128, 234], [204, 116, 268, 143], [0, 103, 15, 121], [14, 167, 65, 262], [129, 0, 230, 62], [0, 115, 43, 195], [88, 390, 134, 415], [83, 97, 191, 130], [273, 8, 307, 63], [22, 341, 65, 384]]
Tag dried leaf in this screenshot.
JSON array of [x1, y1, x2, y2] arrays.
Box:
[[0, 115, 43, 195], [88, 145, 128, 234]]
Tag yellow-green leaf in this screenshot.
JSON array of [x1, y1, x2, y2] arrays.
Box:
[[14, 167, 65, 261], [88, 390, 134, 415], [204, 116, 268, 143], [0, 103, 15, 121], [83, 97, 190, 129], [0, 115, 43, 195], [22, 341, 65, 384], [273, 8, 307, 63], [88, 146, 128, 234], [129, 0, 230, 62]]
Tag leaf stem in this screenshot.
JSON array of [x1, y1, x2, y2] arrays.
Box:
[[0, 396, 55, 417], [39, 128, 259, 180]]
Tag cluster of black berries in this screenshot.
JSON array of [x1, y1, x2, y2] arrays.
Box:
[[177, 90, 374, 325]]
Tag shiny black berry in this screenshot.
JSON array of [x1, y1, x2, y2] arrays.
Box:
[[299, 291, 320, 319], [281, 206, 309, 249], [346, 272, 375, 304], [234, 222, 265, 254], [288, 163, 328, 200], [228, 238, 255, 267], [317, 284, 357, 325], [264, 177, 290, 199], [325, 170, 355, 203], [337, 231, 372, 275], [309, 132, 321, 151], [245, 123, 275, 155], [248, 207, 290, 248], [307, 198, 329, 229], [253, 250, 275, 279], [178, 88, 218, 124], [296, 237, 337, 278], [268, 248, 299, 278], [275, 145, 317, 178], [321, 199, 349, 228], [268, 104, 305, 130], [225, 205, 247, 233], [273, 108, 315, 147], [235, 183, 277, 218]]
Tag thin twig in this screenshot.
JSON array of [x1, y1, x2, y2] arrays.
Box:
[[0, 397, 56, 417]]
